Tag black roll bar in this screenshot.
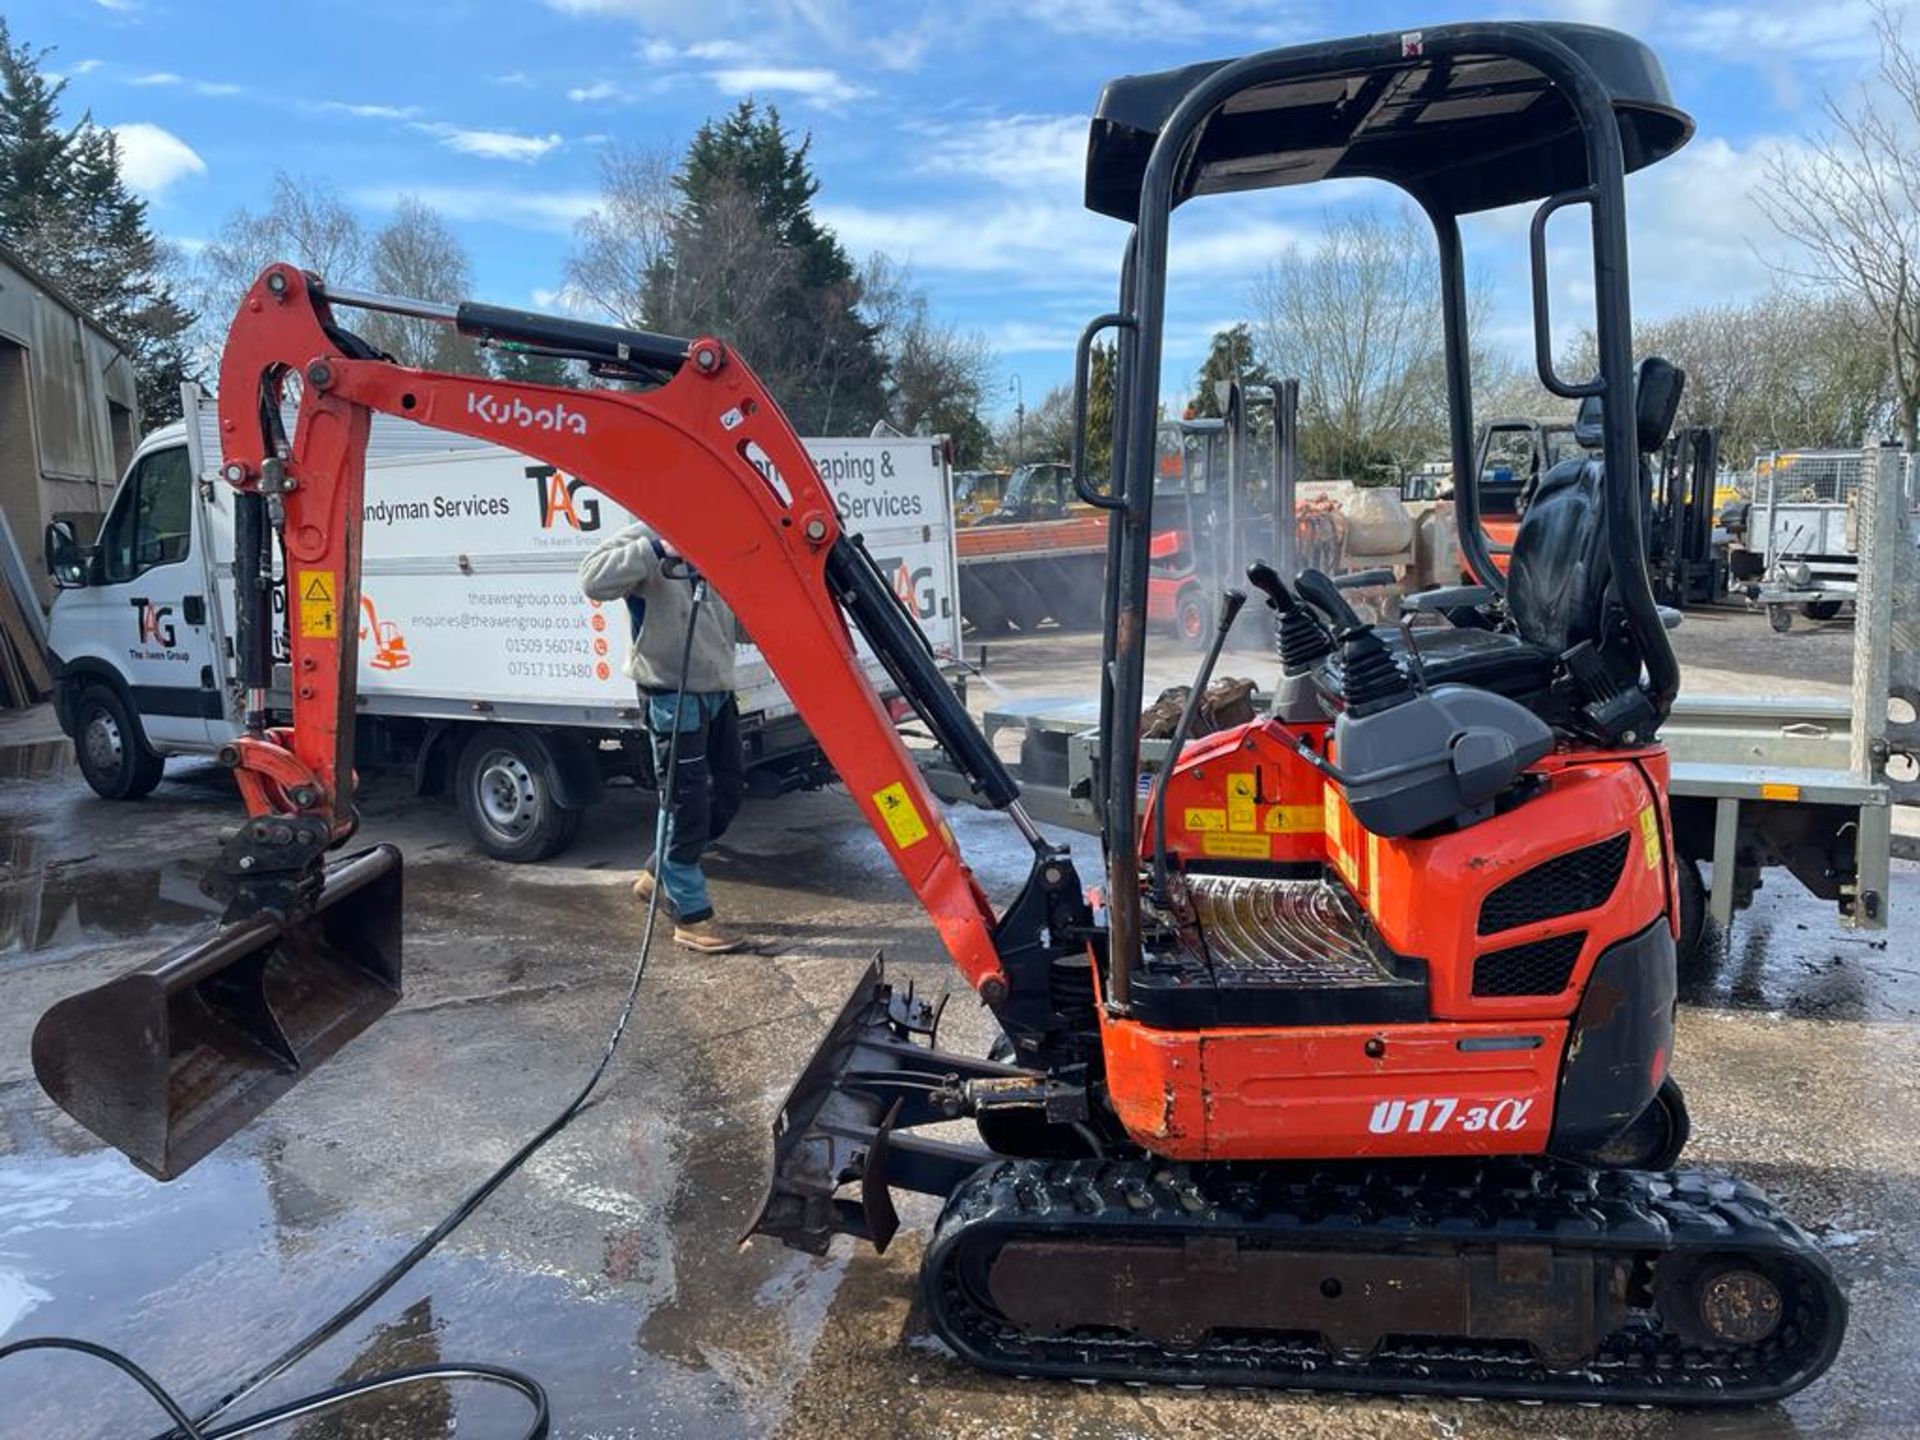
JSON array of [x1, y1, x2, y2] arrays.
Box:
[[1100, 23, 1682, 1003]]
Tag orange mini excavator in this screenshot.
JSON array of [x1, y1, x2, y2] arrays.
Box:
[[32, 22, 1844, 1404]]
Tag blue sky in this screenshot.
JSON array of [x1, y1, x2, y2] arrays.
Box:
[[14, 0, 1899, 417]]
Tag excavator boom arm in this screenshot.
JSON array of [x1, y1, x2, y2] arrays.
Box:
[[215, 265, 1011, 998]]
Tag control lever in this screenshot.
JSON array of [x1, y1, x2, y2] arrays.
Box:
[[1294, 568, 1367, 635], [1149, 589, 1247, 906], [1245, 560, 1293, 612], [1248, 561, 1334, 677]]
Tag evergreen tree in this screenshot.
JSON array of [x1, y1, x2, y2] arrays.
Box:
[[0, 22, 195, 422], [490, 345, 581, 388], [1188, 323, 1265, 419], [641, 101, 884, 433]]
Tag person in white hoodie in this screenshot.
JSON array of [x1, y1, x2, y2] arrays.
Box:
[[579, 522, 748, 953]]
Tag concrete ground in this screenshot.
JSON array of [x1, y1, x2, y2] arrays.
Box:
[[4, 604, 1917, 1438]]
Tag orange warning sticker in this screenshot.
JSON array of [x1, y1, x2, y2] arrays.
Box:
[[297, 570, 337, 638], [871, 781, 930, 849]]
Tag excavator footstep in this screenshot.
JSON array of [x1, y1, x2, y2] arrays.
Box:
[[31, 845, 403, 1180]]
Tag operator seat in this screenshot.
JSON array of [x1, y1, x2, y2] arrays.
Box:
[[1340, 358, 1685, 707]]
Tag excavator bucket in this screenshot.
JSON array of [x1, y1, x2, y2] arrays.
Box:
[[31, 845, 402, 1180]]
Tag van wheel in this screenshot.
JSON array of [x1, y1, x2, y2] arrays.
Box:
[[73, 684, 165, 800], [454, 730, 582, 862]]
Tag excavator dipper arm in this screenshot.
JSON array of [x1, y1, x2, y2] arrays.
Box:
[[215, 265, 1013, 997], [33, 265, 1091, 1182]]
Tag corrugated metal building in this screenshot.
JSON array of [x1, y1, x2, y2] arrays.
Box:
[[0, 240, 141, 602]]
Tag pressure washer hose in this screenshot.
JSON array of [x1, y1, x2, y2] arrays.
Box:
[[0, 592, 710, 1440]]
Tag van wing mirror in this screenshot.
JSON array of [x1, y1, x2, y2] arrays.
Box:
[[44, 519, 86, 588]]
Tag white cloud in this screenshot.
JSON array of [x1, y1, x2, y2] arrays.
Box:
[[353, 184, 598, 231], [685, 39, 751, 61], [413, 124, 564, 162], [131, 71, 180, 86], [1021, 0, 1302, 43], [708, 66, 869, 106], [72, 59, 104, 76], [493, 71, 533, 86], [109, 122, 206, 196], [93, 0, 140, 10], [566, 80, 626, 102], [318, 100, 420, 120], [639, 38, 679, 63], [918, 114, 1088, 193], [195, 80, 244, 98]]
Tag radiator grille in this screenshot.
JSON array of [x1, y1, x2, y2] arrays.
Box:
[[1472, 932, 1586, 997], [1477, 834, 1631, 935]]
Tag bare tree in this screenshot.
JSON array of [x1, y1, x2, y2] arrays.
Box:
[[1252, 211, 1455, 477], [198, 172, 369, 310], [362, 196, 484, 372], [863, 255, 994, 461], [1767, 1, 1920, 445], [566, 143, 677, 326], [1559, 290, 1891, 458]]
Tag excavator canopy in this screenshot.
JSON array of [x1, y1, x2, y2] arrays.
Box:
[[1084, 22, 1691, 221]]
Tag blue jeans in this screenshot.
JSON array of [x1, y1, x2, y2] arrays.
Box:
[[644, 691, 745, 923]]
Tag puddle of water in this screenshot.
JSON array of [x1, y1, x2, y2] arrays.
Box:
[[0, 739, 72, 781], [1681, 858, 1920, 1022], [0, 848, 218, 959]]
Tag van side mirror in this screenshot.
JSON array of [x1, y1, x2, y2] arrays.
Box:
[[44, 519, 86, 588], [1635, 356, 1685, 453]]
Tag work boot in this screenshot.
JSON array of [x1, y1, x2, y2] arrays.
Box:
[[673, 916, 746, 954], [632, 869, 662, 908]]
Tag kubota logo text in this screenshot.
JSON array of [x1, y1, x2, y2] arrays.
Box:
[[527, 464, 602, 531], [467, 390, 588, 436]]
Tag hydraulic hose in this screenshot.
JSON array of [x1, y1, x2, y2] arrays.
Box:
[[5, 592, 710, 1440]]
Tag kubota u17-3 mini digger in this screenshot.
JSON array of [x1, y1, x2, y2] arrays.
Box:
[[32, 20, 1845, 1405]]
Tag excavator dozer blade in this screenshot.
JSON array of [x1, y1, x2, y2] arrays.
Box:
[[31, 845, 403, 1180]]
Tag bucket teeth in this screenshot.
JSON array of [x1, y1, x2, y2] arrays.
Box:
[[31, 845, 403, 1180]]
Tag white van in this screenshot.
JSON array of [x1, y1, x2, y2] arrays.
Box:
[[42, 387, 963, 860]]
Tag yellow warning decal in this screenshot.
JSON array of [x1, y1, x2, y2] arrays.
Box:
[[871, 781, 930, 849], [297, 570, 338, 638], [1760, 782, 1802, 802], [1226, 772, 1257, 832], [1636, 804, 1662, 870], [1202, 832, 1272, 859], [1263, 805, 1319, 833], [1184, 807, 1228, 832]]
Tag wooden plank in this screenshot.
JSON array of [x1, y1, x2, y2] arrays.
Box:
[[0, 582, 51, 694]]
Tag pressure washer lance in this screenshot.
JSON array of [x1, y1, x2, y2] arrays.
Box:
[[0, 594, 712, 1440]]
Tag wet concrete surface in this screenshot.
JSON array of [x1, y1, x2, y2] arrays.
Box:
[[3, 604, 1917, 1438]]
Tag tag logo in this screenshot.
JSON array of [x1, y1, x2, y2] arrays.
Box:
[[469, 390, 588, 436], [528, 465, 602, 531], [130, 598, 175, 648]]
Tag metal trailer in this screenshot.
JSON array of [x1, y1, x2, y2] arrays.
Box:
[[1741, 445, 1920, 631], [948, 443, 1919, 957]]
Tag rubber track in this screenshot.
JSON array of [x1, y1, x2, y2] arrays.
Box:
[[922, 1158, 1846, 1405]]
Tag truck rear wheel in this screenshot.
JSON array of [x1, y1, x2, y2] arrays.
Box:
[[73, 683, 166, 800], [454, 729, 583, 862]]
